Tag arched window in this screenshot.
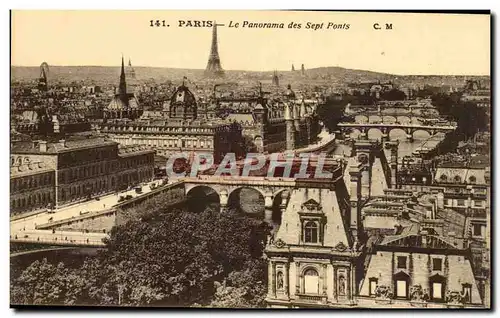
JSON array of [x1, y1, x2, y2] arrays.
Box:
[[304, 221, 319, 243], [303, 268, 319, 294], [454, 176, 462, 183], [439, 174, 448, 182], [469, 176, 477, 184]]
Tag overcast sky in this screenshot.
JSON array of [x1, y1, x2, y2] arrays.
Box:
[[11, 10, 490, 75]]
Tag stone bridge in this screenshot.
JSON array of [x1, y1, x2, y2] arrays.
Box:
[[351, 113, 440, 124], [347, 100, 435, 111], [181, 175, 342, 222], [338, 122, 457, 142]]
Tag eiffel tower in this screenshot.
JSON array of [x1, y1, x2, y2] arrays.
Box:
[[204, 22, 225, 78]]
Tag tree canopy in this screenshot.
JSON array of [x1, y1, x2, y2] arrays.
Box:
[[380, 88, 407, 101], [316, 95, 353, 133], [11, 205, 270, 307], [424, 92, 489, 158]]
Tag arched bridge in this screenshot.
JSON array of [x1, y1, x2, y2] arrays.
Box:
[[181, 175, 343, 222], [350, 114, 441, 125], [338, 122, 457, 141]]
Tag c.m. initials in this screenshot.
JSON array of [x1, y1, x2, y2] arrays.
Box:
[[373, 23, 393, 30]]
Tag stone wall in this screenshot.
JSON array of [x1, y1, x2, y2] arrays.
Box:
[[57, 213, 116, 233]]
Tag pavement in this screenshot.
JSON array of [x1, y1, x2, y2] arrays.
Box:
[[10, 180, 162, 245]]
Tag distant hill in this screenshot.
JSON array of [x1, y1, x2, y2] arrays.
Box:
[[10, 65, 488, 88]]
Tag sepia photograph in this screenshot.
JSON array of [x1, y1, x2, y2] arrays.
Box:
[[9, 10, 491, 309]]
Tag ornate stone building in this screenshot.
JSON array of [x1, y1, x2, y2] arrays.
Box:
[[264, 175, 363, 308], [10, 136, 155, 215], [99, 83, 243, 162], [212, 84, 320, 153]]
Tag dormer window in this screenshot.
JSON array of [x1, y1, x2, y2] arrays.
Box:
[[298, 199, 326, 245], [439, 174, 448, 182], [454, 176, 462, 183], [469, 176, 477, 184], [304, 221, 319, 243]]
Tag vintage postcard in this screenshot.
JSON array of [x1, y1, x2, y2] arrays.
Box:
[[10, 10, 491, 309]]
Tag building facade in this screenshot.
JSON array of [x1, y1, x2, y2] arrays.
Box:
[[10, 158, 55, 215], [264, 177, 362, 308], [10, 136, 155, 215], [359, 226, 483, 306]]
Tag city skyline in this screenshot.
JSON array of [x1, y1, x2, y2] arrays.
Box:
[[11, 11, 490, 76]]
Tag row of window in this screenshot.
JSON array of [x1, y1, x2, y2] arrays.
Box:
[[11, 191, 54, 210], [59, 147, 116, 166], [11, 173, 54, 192], [120, 157, 152, 169], [59, 170, 152, 203], [59, 162, 118, 182], [116, 138, 213, 149], [368, 277, 473, 303], [107, 125, 214, 134], [439, 174, 480, 184], [444, 199, 485, 208], [59, 178, 116, 202], [58, 157, 152, 183], [396, 256, 442, 271]]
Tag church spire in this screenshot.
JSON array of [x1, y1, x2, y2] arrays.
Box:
[[119, 55, 127, 96], [272, 70, 279, 86]]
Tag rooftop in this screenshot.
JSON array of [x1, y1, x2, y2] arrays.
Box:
[[10, 160, 54, 178], [11, 136, 118, 154], [118, 144, 155, 157]]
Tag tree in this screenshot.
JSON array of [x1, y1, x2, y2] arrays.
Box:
[[101, 207, 270, 306], [425, 93, 489, 158], [317, 95, 352, 133], [431, 92, 488, 139], [10, 259, 86, 305], [380, 88, 406, 101], [209, 259, 268, 308]]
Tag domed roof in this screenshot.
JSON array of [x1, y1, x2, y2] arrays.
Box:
[[170, 84, 197, 106]]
